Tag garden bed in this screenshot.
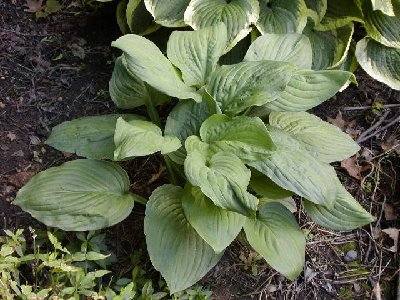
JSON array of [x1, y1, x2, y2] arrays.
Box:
[[1, 1, 399, 299]]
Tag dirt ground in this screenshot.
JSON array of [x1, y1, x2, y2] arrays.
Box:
[[1, 1, 399, 299]]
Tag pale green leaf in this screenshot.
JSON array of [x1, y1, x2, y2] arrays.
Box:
[[167, 23, 227, 87], [250, 170, 294, 199], [184, 141, 258, 216], [46, 114, 142, 160], [244, 202, 305, 280], [144, 185, 222, 293], [200, 114, 276, 162], [144, 0, 190, 27], [363, 1, 400, 48], [206, 61, 295, 115], [165, 100, 210, 164], [304, 23, 354, 70], [256, 0, 308, 34], [114, 118, 181, 160], [249, 127, 338, 208], [109, 56, 169, 109], [244, 33, 313, 69], [184, 0, 259, 52], [112, 34, 201, 102], [14, 160, 138, 231], [370, 0, 398, 16], [182, 185, 245, 253], [356, 37, 400, 90], [259, 197, 297, 213], [269, 111, 360, 162], [304, 182, 375, 230], [252, 69, 353, 113], [314, 0, 363, 30]]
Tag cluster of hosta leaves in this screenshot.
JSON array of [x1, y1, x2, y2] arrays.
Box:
[[113, 0, 399, 90], [15, 23, 375, 293]]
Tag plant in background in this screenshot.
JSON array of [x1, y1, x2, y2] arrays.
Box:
[[109, 0, 399, 90], [13, 21, 375, 293]]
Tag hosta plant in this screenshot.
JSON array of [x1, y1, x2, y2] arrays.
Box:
[[15, 23, 375, 293], [111, 0, 400, 89]]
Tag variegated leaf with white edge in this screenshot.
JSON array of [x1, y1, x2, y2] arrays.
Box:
[[256, 0, 308, 34], [144, 0, 191, 27], [355, 37, 400, 90], [184, 0, 259, 52]]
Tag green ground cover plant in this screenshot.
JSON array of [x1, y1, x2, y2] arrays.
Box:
[[0, 228, 211, 299], [12, 0, 392, 294]]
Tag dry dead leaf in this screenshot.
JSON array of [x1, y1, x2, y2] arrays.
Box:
[[328, 112, 347, 131], [29, 135, 41, 145], [382, 228, 399, 252], [24, 0, 44, 12], [328, 112, 360, 139], [6, 172, 35, 187], [384, 203, 397, 221], [11, 150, 24, 157], [380, 134, 400, 155], [7, 132, 16, 141], [341, 155, 362, 180]]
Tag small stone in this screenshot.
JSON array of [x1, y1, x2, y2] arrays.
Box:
[[344, 250, 358, 262]]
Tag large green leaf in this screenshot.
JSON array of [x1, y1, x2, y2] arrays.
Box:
[[249, 127, 338, 208], [269, 112, 360, 163], [184, 140, 258, 216], [314, 0, 363, 31], [114, 118, 181, 160], [304, 182, 375, 230], [304, 23, 354, 70], [244, 33, 313, 69], [184, 0, 259, 52], [363, 2, 400, 49], [206, 61, 295, 115], [252, 69, 353, 113], [256, 0, 308, 34], [200, 114, 275, 162], [167, 23, 227, 87], [304, 0, 327, 25], [144, 185, 222, 294], [46, 114, 142, 160], [182, 185, 245, 253], [250, 170, 294, 199], [109, 57, 169, 109], [126, 0, 159, 34], [112, 34, 201, 102], [116, 0, 130, 34], [355, 37, 400, 90], [14, 160, 138, 231], [244, 202, 305, 280], [165, 100, 210, 164], [144, 0, 190, 27]]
